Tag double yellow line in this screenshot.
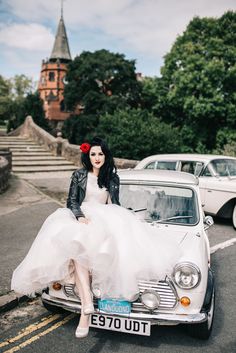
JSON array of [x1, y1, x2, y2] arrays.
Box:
[[0, 313, 75, 353]]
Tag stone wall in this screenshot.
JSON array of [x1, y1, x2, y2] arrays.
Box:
[[12, 116, 139, 168], [17, 116, 58, 155], [61, 139, 83, 167], [0, 149, 12, 193]]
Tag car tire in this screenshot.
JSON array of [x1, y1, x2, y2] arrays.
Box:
[[187, 288, 215, 340], [42, 300, 66, 314], [232, 204, 236, 229]]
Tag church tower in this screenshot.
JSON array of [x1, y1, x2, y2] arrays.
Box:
[[38, 5, 72, 122]]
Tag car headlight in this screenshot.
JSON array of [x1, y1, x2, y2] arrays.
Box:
[[173, 262, 201, 289], [141, 290, 160, 309]]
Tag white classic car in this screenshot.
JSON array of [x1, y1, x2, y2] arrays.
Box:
[[42, 170, 215, 339], [135, 154, 236, 229]]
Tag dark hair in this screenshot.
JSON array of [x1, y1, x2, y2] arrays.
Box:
[[81, 137, 117, 189]]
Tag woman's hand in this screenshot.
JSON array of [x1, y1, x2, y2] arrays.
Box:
[[78, 217, 90, 224]]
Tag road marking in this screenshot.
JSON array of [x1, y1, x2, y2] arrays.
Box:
[[210, 237, 236, 254], [0, 314, 61, 349], [2, 314, 75, 353]]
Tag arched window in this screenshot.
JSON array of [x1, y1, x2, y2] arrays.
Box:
[[49, 72, 55, 81]]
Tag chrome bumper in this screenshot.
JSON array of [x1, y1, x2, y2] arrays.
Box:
[[42, 293, 207, 325]]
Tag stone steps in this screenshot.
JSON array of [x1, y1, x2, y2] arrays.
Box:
[[0, 136, 26, 140], [13, 160, 73, 166], [0, 146, 46, 151], [13, 152, 53, 156], [0, 141, 37, 145], [12, 156, 66, 161], [0, 135, 77, 173], [13, 165, 76, 173]]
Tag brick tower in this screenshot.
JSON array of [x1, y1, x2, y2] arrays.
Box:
[[38, 7, 72, 123]]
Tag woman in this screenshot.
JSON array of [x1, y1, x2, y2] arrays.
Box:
[[65, 136, 121, 337], [11, 137, 180, 338]]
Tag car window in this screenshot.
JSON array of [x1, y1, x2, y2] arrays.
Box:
[[120, 183, 199, 225], [201, 166, 212, 177], [145, 161, 156, 169], [180, 161, 204, 175], [210, 158, 236, 177], [156, 161, 177, 170]]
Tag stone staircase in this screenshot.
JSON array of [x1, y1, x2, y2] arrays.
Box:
[[0, 136, 77, 173]]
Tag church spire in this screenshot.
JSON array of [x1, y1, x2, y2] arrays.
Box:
[[50, 4, 71, 63]]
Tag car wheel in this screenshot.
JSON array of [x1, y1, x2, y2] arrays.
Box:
[[232, 204, 236, 229], [187, 288, 215, 340], [42, 300, 66, 314]]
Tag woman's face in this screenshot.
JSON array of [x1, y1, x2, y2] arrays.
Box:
[[89, 146, 105, 171]]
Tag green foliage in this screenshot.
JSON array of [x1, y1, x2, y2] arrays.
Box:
[[213, 128, 236, 156], [63, 49, 143, 145], [7, 92, 51, 133], [9, 74, 35, 101], [62, 114, 99, 145], [148, 11, 236, 153], [64, 49, 142, 115], [96, 108, 182, 160], [0, 75, 12, 122], [0, 74, 36, 126]]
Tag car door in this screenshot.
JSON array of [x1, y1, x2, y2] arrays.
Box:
[[198, 164, 225, 215]]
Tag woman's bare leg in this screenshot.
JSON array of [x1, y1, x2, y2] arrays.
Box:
[[74, 260, 93, 309], [74, 260, 94, 337]]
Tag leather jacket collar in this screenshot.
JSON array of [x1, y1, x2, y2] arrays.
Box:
[[67, 168, 120, 219]]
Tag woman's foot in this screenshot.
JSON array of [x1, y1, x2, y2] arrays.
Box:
[[75, 326, 89, 338], [75, 314, 90, 338]]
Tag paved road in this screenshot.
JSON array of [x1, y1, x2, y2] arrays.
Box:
[[0, 218, 236, 353]]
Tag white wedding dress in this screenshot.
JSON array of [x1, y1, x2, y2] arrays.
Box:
[[12, 173, 181, 300]]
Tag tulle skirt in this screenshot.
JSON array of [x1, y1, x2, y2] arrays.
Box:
[[11, 203, 181, 300]]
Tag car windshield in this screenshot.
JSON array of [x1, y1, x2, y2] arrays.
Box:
[[210, 158, 236, 177], [120, 183, 199, 225]]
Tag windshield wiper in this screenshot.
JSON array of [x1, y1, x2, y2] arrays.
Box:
[[127, 207, 147, 213], [152, 215, 193, 224]]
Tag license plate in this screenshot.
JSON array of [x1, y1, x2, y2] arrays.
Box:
[[98, 299, 131, 314], [90, 314, 151, 336]]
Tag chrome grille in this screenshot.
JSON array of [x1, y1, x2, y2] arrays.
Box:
[[132, 279, 178, 312], [63, 284, 79, 299], [63, 279, 178, 312]]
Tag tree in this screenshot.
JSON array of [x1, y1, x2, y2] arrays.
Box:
[[0, 74, 35, 127], [64, 49, 142, 113], [214, 128, 236, 156], [96, 108, 182, 160], [140, 76, 160, 112], [9, 74, 35, 101], [0, 75, 12, 123], [62, 114, 99, 145], [153, 11, 236, 152], [7, 92, 51, 133], [63, 49, 142, 144]]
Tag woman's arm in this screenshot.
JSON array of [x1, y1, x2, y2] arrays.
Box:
[[67, 171, 86, 219], [109, 173, 120, 206]]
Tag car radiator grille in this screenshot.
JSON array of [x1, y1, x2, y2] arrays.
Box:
[[63, 279, 178, 312], [132, 279, 178, 312], [63, 284, 78, 299]]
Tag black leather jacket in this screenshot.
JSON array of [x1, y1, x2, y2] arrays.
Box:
[[67, 168, 120, 218]]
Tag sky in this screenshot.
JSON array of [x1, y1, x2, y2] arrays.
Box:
[[0, 0, 235, 84]]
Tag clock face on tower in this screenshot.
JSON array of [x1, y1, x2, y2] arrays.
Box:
[[62, 76, 68, 84]]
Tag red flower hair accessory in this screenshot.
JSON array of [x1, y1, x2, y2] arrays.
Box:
[[80, 142, 91, 153]]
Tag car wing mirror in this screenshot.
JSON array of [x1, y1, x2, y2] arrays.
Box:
[[204, 215, 214, 229]]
